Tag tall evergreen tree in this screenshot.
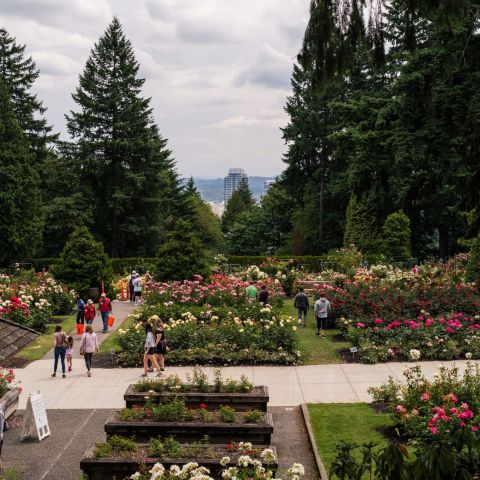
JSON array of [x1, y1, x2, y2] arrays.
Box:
[[0, 82, 43, 263], [0, 28, 55, 155], [66, 17, 181, 256], [221, 180, 255, 233]]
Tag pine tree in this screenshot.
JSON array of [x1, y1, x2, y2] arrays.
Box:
[[381, 211, 412, 263], [66, 17, 181, 256], [343, 195, 377, 254], [0, 28, 55, 155], [221, 180, 255, 233], [0, 81, 44, 263], [155, 219, 210, 281]]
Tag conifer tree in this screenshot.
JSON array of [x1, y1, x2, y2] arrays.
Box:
[[0, 82, 44, 263], [66, 17, 181, 256], [343, 195, 377, 254], [0, 28, 55, 154], [381, 210, 411, 262], [221, 180, 255, 233]]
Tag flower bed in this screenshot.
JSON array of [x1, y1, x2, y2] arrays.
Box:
[[105, 406, 274, 444], [116, 303, 299, 367], [0, 367, 22, 418], [125, 373, 268, 411], [0, 271, 75, 331], [81, 439, 278, 480]]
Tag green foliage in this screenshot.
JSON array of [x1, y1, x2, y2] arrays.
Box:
[[53, 227, 113, 296], [94, 435, 137, 458], [466, 236, 480, 284], [0, 82, 44, 263], [343, 195, 377, 254], [65, 17, 182, 257], [381, 211, 411, 262], [219, 405, 236, 423], [155, 219, 211, 281], [226, 208, 264, 255], [244, 409, 263, 423], [222, 180, 255, 233]]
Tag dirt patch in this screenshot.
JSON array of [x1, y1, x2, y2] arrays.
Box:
[[369, 402, 391, 414], [91, 352, 122, 368], [2, 355, 32, 368], [376, 424, 408, 443]]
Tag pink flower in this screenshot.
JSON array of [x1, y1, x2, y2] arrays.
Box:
[[429, 426, 439, 435], [421, 392, 431, 401], [395, 405, 406, 414], [471, 426, 478, 432], [374, 318, 383, 324], [356, 322, 365, 328]]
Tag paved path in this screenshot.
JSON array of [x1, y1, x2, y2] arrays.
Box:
[[42, 301, 136, 360], [14, 359, 477, 409]]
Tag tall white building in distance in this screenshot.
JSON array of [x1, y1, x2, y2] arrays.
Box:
[[224, 168, 247, 203]]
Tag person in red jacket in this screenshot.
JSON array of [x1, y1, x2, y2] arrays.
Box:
[[84, 299, 96, 325], [99, 293, 112, 333]]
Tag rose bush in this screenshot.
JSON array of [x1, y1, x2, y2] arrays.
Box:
[[0, 366, 22, 398]]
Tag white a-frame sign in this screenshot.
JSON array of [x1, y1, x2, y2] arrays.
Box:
[[21, 391, 50, 441]]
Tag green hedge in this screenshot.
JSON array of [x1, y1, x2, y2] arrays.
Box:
[[226, 256, 325, 271]]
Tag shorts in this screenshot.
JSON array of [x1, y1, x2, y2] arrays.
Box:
[[134, 291, 142, 297], [316, 316, 328, 329], [146, 347, 156, 355]]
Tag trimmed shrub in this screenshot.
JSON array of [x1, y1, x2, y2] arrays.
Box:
[[53, 227, 114, 296]]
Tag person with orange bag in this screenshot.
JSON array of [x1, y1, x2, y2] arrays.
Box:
[[99, 293, 112, 333]]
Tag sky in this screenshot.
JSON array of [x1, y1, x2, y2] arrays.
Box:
[[0, 0, 310, 178]]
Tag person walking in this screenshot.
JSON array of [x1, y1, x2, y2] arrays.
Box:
[[141, 324, 161, 377], [76, 296, 85, 325], [245, 281, 257, 303], [84, 299, 96, 325], [314, 291, 331, 337], [155, 319, 167, 372], [80, 325, 99, 377], [133, 274, 143, 304], [66, 336, 74, 372], [258, 285, 269, 305], [129, 271, 136, 303], [52, 325, 68, 378], [99, 293, 112, 333], [294, 287, 309, 327]]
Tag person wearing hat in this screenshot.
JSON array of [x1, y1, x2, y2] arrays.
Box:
[[84, 299, 96, 325], [99, 293, 112, 333]]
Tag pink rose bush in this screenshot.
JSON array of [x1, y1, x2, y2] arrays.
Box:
[[369, 364, 480, 442], [0, 366, 22, 398]]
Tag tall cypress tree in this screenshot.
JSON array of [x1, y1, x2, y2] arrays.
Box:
[[66, 17, 181, 256], [0, 81, 43, 263], [221, 180, 255, 233], [0, 28, 55, 155]]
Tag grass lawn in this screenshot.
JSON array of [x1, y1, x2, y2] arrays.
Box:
[[18, 313, 77, 361], [282, 298, 351, 364], [99, 314, 135, 353], [307, 403, 394, 473]]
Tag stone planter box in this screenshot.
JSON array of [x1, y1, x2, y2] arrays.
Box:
[[124, 385, 269, 411], [80, 445, 278, 480], [0, 388, 20, 419], [105, 411, 274, 444]]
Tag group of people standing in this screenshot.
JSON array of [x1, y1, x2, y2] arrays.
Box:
[[294, 288, 332, 337], [245, 282, 269, 304]]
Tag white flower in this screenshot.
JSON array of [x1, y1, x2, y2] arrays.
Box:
[[238, 442, 252, 451], [260, 448, 276, 463], [169, 465, 181, 475], [466, 352, 473, 359], [409, 349, 421, 361], [130, 473, 141, 480], [289, 463, 305, 476], [220, 456, 230, 466], [149, 462, 165, 477]]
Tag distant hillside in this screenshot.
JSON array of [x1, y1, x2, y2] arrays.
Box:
[[193, 176, 276, 202]]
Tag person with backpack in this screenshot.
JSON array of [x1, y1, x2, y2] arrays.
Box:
[[76, 296, 85, 325], [99, 293, 112, 333], [294, 287, 309, 327], [314, 291, 331, 337]]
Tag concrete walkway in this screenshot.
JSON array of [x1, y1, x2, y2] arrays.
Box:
[[42, 300, 136, 360], [14, 359, 477, 409]]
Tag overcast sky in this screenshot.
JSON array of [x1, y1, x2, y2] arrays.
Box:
[[0, 0, 309, 178]]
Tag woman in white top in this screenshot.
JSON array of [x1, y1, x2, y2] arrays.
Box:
[[80, 325, 99, 377], [141, 323, 161, 377]]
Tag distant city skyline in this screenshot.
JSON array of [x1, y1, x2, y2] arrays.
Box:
[[0, 1, 309, 177], [224, 168, 248, 203]]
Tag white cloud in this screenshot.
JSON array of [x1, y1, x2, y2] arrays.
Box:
[[0, 0, 309, 177]]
